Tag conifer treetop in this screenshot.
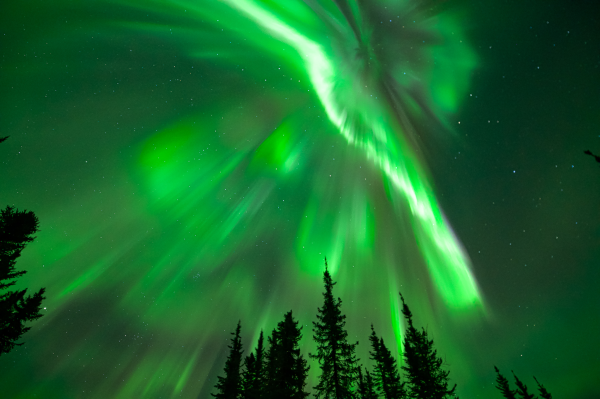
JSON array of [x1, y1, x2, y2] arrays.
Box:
[[212, 321, 244, 399], [400, 292, 456, 399], [311, 257, 359, 399], [494, 366, 517, 399], [511, 371, 536, 399], [369, 324, 405, 399], [533, 376, 552, 399]]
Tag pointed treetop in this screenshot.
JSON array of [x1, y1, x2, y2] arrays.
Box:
[[257, 330, 264, 353], [399, 292, 413, 327], [511, 371, 536, 399], [401, 292, 455, 399], [494, 366, 517, 399], [311, 257, 358, 399], [533, 376, 552, 399], [323, 257, 333, 282], [320, 257, 337, 296], [212, 321, 244, 398]]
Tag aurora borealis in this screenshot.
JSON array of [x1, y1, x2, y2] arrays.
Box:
[[1, 0, 599, 397]]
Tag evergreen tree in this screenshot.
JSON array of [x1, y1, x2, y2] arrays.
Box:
[[213, 321, 244, 399], [369, 325, 405, 398], [399, 293, 457, 399], [512, 371, 535, 399], [357, 367, 366, 398], [0, 204, 46, 356], [243, 353, 258, 398], [357, 366, 379, 399], [533, 376, 552, 399], [264, 330, 278, 398], [494, 366, 517, 399], [264, 311, 310, 399], [494, 367, 552, 399], [311, 258, 359, 399], [364, 369, 378, 399], [243, 331, 266, 399]]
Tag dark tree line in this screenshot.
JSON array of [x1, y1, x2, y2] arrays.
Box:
[[212, 258, 553, 398], [213, 311, 309, 399]]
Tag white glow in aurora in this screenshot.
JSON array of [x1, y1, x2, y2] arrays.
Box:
[[224, 0, 483, 309], [0, 1, 496, 398]]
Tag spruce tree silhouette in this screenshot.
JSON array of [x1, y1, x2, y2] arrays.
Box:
[[494, 367, 553, 399], [494, 366, 517, 399], [0, 206, 46, 356], [242, 353, 258, 398], [310, 257, 359, 399], [399, 293, 457, 399], [213, 321, 244, 399], [512, 371, 536, 399], [242, 330, 265, 399], [264, 330, 278, 398], [533, 376, 552, 399], [369, 325, 405, 398], [357, 366, 378, 399], [264, 311, 310, 399], [1, 136, 46, 356]]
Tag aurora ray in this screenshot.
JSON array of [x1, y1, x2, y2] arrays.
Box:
[[0, 0, 499, 398], [223, 0, 482, 308], [131, 0, 484, 393]]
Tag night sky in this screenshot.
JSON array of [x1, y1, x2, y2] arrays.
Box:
[[1, 0, 599, 398]]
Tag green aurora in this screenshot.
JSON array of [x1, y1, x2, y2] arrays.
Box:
[[1, 0, 599, 398]]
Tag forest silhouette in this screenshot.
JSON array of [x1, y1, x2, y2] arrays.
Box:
[[0, 136, 557, 398], [212, 258, 553, 399]]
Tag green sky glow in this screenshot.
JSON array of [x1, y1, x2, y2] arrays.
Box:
[[1, 0, 599, 398]]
